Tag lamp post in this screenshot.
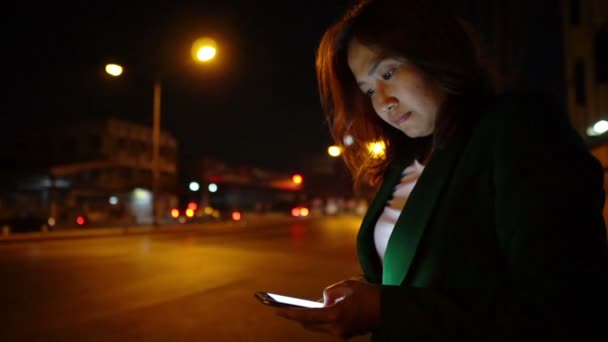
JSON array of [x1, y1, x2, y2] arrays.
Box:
[[105, 37, 217, 227], [152, 80, 161, 227]]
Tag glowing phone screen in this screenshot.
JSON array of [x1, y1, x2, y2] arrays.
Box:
[[267, 293, 324, 308]]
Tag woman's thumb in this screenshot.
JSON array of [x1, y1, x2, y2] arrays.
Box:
[[323, 282, 353, 305]]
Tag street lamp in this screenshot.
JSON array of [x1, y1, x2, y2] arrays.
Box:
[[105, 64, 123, 77], [192, 38, 217, 62], [104, 37, 217, 227], [327, 145, 342, 157]]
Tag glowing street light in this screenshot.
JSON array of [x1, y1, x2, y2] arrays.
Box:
[[192, 38, 217, 63], [328, 145, 342, 157], [105, 64, 123, 77]]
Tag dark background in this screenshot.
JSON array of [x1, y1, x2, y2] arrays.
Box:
[[2, 0, 564, 171]]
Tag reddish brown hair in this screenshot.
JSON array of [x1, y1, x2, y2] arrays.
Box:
[[316, 0, 496, 192]]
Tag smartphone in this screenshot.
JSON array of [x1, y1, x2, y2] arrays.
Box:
[[254, 291, 324, 308]]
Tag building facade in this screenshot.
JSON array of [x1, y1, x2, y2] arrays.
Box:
[[1, 118, 178, 227]]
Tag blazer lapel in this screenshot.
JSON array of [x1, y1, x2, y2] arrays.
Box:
[[357, 156, 412, 283], [382, 141, 466, 285]]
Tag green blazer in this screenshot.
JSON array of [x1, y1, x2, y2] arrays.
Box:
[[358, 93, 608, 340]]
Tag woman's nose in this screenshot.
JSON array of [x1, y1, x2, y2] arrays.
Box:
[[376, 89, 398, 114]]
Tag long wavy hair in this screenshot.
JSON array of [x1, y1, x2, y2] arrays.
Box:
[[316, 0, 496, 192]]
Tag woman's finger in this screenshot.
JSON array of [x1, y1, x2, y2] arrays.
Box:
[[275, 307, 335, 325], [323, 281, 354, 305]]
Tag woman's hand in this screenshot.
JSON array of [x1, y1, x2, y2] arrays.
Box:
[[275, 278, 381, 339]]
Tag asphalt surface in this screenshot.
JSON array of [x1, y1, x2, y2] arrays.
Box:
[[0, 215, 371, 341]]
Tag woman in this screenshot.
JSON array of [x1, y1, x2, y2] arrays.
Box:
[[276, 0, 608, 340]]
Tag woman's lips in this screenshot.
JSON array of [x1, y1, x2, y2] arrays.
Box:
[[395, 111, 412, 125]]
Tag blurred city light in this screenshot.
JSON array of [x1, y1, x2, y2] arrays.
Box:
[[328, 145, 342, 157], [291, 206, 310, 217], [343, 134, 354, 146], [47, 217, 56, 227], [192, 37, 217, 62], [367, 141, 386, 158], [208, 183, 218, 193], [187, 201, 198, 211], [185, 208, 195, 218], [292, 174, 303, 184], [133, 188, 152, 200], [105, 64, 123, 76], [232, 211, 242, 221], [171, 208, 180, 218], [108, 196, 118, 205], [591, 120, 608, 135], [189, 181, 200, 192], [76, 216, 86, 225]]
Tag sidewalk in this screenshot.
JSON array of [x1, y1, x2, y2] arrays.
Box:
[[0, 212, 296, 244]]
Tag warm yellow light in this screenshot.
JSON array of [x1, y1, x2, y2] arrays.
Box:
[[192, 38, 217, 62], [367, 141, 386, 158], [105, 64, 123, 76], [292, 174, 303, 184], [197, 46, 216, 61], [328, 145, 342, 157], [186, 208, 195, 218]]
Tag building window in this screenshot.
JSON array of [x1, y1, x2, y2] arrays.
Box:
[[595, 26, 608, 82], [574, 59, 586, 105], [570, 0, 581, 26]]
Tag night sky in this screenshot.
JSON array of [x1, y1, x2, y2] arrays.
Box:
[[3, 0, 563, 172], [4, 1, 354, 171]]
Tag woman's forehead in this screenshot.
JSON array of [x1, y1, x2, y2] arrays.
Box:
[[347, 39, 380, 74]]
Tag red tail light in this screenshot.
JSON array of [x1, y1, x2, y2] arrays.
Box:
[[76, 216, 85, 225], [291, 206, 310, 217]]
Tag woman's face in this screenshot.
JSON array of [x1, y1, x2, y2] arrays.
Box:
[[347, 38, 446, 138]]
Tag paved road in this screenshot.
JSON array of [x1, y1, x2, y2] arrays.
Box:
[[0, 216, 370, 341]]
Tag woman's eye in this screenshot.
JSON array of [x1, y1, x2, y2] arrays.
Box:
[[365, 89, 375, 96], [382, 70, 394, 80]]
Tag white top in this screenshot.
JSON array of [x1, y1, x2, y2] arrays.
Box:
[[374, 160, 425, 263]]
